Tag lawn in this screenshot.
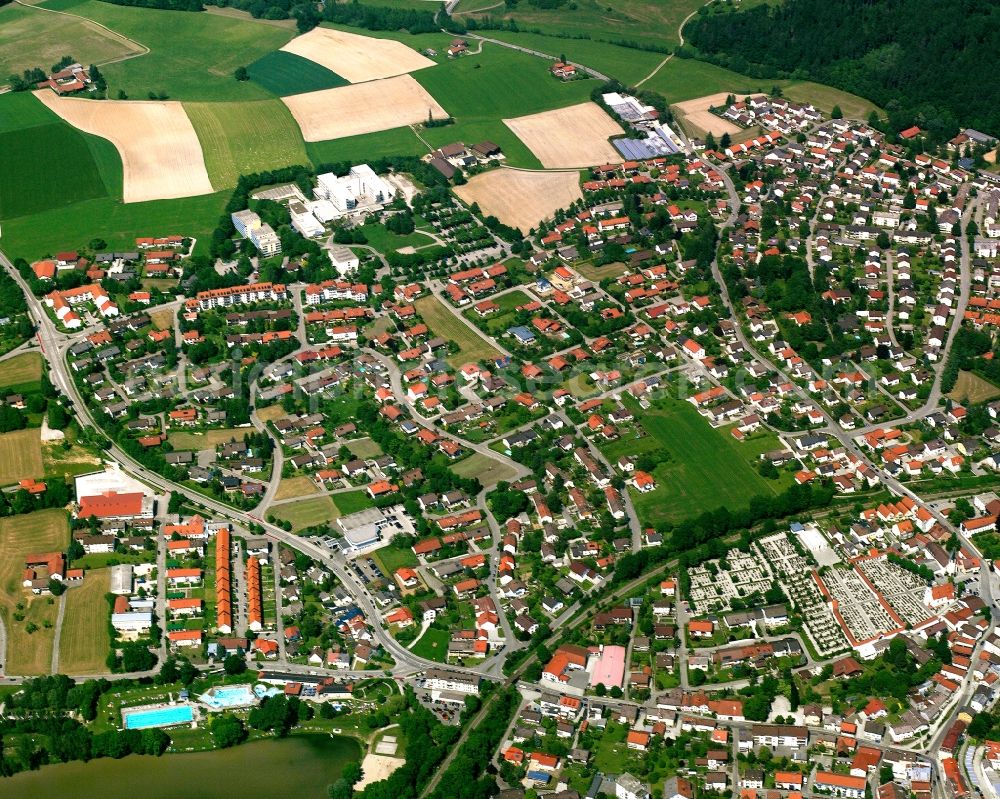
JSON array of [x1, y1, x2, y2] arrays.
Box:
[[409, 625, 449, 662], [948, 370, 1000, 404], [782, 81, 883, 120], [185, 99, 311, 190], [413, 295, 500, 367], [0, 351, 43, 392], [332, 490, 374, 516], [58, 567, 111, 674], [247, 50, 348, 96], [0, 428, 44, 487], [371, 542, 418, 575], [456, 0, 704, 51], [0, 94, 114, 219], [0, 189, 228, 261], [0, 509, 70, 675], [602, 396, 789, 527], [274, 475, 320, 501], [450, 452, 519, 488], [306, 125, 427, 168], [0, 1, 141, 80], [49, 0, 295, 101], [271, 495, 338, 531], [346, 437, 382, 459], [167, 427, 249, 450]]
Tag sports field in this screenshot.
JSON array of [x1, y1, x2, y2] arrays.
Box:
[[601, 396, 789, 526], [413, 295, 500, 367], [0, 351, 43, 392], [0, 93, 114, 219], [0, 1, 141, 81], [185, 99, 311, 190], [504, 102, 623, 168], [0, 428, 44, 487], [58, 567, 111, 674], [271, 495, 338, 531], [454, 169, 583, 233], [43, 0, 294, 101], [0, 510, 69, 675], [246, 50, 347, 97]]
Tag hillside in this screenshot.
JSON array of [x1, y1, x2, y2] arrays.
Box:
[[684, 0, 1000, 139]]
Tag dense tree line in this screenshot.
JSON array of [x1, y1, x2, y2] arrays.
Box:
[[940, 326, 995, 393], [321, 2, 442, 34], [97, 0, 202, 10], [684, 0, 1000, 140]]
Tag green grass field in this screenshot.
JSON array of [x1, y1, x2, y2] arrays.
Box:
[[247, 50, 348, 97], [332, 490, 374, 516], [413, 295, 500, 367], [0, 93, 118, 220], [456, 0, 703, 51], [371, 542, 418, 575], [450, 452, 519, 488], [271, 495, 338, 531], [0, 351, 43, 392], [59, 567, 111, 674], [0, 1, 141, 80], [782, 81, 883, 120], [359, 220, 436, 253], [306, 125, 428, 166], [185, 99, 311, 189], [602, 396, 790, 527], [645, 57, 785, 103], [409, 625, 449, 662], [44, 0, 294, 101], [0, 428, 44, 486]]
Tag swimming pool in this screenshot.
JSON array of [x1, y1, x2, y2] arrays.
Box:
[[123, 704, 194, 730], [199, 684, 257, 709]]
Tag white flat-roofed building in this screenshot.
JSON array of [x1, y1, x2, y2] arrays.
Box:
[[110, 564, 135, 595], [231, 209, 281, 256], [314, 164, 395, 218], [290, 201, 324, 238], [329, 245, 360, 275], [424, 668, 480, 695], [112, 611, 153, 635]]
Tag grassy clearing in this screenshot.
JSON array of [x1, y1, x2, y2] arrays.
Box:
[[0, 510, 69, 675], [58, 567, 111, 674], [41, 440, 103, 481], [149, 307, 175, 330], [450, 452, 519, 488], [602, 396, 789, 526], [305, 125, 427, 166], [0, 189, 228, 261], [59, 1, 294, 101], [0, 351, 43, 392], [185, 99, 311, 190], [247, 50, 348, 96], [271, 495, 338, 531], [409, 625, 449, 661], [256, 404, 286, 423], [413, 295, 500, 367], [331, 489, 373, 516], [0, 428, 44, 486], [0, 1, 140, 79], [346, 437, 382, 459], [359, 221, 434, 253], [167, 427, 248, 450], [371, 542, 418, 575], [646, 57, 784, 104], [574, 260, 630, 282], [274, 475, 319, 501], [948, 370, 1000, 404], [782, 81, 883, 120]]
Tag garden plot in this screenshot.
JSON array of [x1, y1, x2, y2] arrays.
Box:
[[279, 26, 435, 84], [503, 102, 623, 168], [33, 91, 213, 203], [281, 75, 447, 142]]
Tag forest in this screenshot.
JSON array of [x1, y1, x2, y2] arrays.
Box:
[[684, 0, 1000, 140]]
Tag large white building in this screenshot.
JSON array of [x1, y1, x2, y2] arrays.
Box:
[[232, 209, 281, 256], [314, 164, 395, 218], [328, 245, 360, 275], [289, 201, 325, 238]]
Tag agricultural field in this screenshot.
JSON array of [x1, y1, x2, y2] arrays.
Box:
[[504, 101, 623, 168], [670, 92, 742, 138], [279, 26, 435, 83], [246, 50, 347, 97], [454, 169, 583, 234], [0, 510, 69, 676], [274, 475, 320, 501], [271, 494, 338, 531], [0, 352, 43, 393], [602, 396, 790, 527], [643, 57, 782, 104], [167, 427, 249, 450], [782, 80, 883, 120], [450, 452, 519, 488], [0, 93, 116, 220], [0, 1, 141, 83], [332, 490, 374, 516], [39, 0, 294, 101], [185, 99, 311, 189], [948, 370, 1000, 404], [413, 295, 500, 367], [58, 567, 111, 674], [0, 428, 44, 487], [454, 0, 704, 51], [305, 125, 426, 167]]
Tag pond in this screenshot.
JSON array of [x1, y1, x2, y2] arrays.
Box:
[[0, 733, 361, 799]]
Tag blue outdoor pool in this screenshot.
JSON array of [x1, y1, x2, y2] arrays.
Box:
[[199, 684, 257, 709], [123, 704, 194, 730]]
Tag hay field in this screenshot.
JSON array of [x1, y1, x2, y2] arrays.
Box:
[[280, 26, 435, 83], [33, 91, 214, 203], [282, 76, 447, 142], [58, 567, 110, 674], [0, 428, 44, 486], [168, 428, 248, 450], [271, 495, 338, 531], [503, 102, 623, 168], [948, 371, 1000, 404], [413, 295, 499, 367], [185, 99, 310, 190], [0, 510, 69, 675], [671, 92, 742, 138], [454, 169, 582, 233], [274, 475, 320, 501], [0, 351, 43, 391]]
